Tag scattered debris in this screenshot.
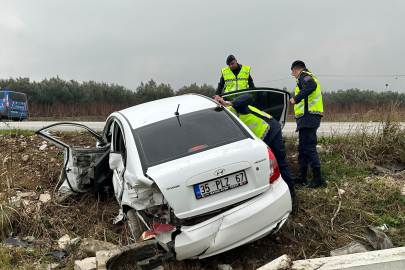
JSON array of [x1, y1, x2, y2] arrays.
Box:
[[5, 236, 66, 260], [378, 224, 389, 231], [257, 254, 292, 270], [5, 236, 36, 248], [58, 234, 71, 252], [330, 241, 368, 256], [22, 155, 29, 161], [365, 226, 394, 250], [80, 238, 118, 257], [74, 257, 96, 270], [39, 193, 52, 203], [58, 234, 81, 253], [39, 144, 47, 151]]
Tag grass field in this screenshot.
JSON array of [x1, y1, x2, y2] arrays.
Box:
[[0, 111, 404, 269]]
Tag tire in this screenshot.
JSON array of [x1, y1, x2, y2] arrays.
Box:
[[127, 209, 146, 241]]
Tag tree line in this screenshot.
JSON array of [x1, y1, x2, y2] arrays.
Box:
[[0, 77, 404, 108]]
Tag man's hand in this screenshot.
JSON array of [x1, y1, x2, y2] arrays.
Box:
[[289, 98, 296, 105], [214, 95, 226, 106]]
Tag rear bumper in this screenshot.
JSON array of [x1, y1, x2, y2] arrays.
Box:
[[0, 108, 27, 119], [172, 177, 292, 260]]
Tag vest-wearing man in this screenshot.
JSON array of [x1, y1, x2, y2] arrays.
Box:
[[214, 94, 295, 200], [215, 55, 255, 95], [289, 60, 326, 189]]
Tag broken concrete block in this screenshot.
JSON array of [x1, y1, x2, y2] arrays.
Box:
[[80, 239, 118, 257], [365, 226, 394, 250], [22, 155, 29, 162], [58, 234, 81, 253], [330, 241, 368, 256], [58, 234, 71, 252], [96, 240, 158, 270], [218, 264, 233, 270], [39, 193, 51, 203], [257, 254, 292, 270], [151, 267, 164, 270], [74, 257, 96, 270]]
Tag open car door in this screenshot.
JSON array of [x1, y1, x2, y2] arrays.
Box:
[[36, 123, 112, 198], [221, 87, 290, 129]]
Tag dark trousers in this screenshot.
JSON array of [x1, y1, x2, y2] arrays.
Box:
[[298, 128, 321, 169], [263, 127, 294, 192]]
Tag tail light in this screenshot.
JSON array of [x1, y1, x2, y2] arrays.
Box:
[[268, 148, 280, 183], [6, 95, 9, 108]]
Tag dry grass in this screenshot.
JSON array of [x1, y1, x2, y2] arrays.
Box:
[[0, 108, 404, 269]]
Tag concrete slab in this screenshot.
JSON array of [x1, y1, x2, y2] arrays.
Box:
[[291, 247, 405, 270]]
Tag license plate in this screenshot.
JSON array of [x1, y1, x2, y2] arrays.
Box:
[[194, 171, 247, 199]]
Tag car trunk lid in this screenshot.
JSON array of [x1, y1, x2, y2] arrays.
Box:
[[147, 139, 271, 219]]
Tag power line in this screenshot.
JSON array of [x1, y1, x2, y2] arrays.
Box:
[[256, 74, 405, 85], [317, 75, 405, 77]]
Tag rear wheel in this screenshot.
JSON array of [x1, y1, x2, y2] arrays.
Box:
[[127, 209, 146, 242]]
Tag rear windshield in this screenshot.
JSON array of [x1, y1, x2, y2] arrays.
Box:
[[134, 108, 248, 168], [9, 92, 27, 102], [0, 92, 4, 99]]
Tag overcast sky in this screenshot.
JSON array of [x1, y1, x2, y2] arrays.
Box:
[[1, 0, 404, 93]]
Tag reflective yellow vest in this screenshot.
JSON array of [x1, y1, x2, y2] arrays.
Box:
[[228, 106, 272, 140], [222, 65, 251, 93], [294, 70, 324, 118]]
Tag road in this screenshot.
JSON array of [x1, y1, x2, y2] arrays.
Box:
[[2, 121, 402, 137]]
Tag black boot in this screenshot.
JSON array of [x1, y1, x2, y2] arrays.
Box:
[[307, 167, 326, 188], [290, 188, 299, 214], [293, 167, 308, 186]]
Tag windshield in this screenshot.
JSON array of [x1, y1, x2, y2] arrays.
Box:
[[134, 108, 248, 168], [9, 92, 27, 102]]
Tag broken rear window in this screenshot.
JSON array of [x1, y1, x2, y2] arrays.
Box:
[[134, 108, 248, 167]]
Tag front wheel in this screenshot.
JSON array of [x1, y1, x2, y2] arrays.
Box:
[[127, 209, 146, 242]]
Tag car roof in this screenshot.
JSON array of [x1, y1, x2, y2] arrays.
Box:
[[119, 94, 218, 129]]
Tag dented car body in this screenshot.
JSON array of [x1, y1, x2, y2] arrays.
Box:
[[36, 88, 292, 262]]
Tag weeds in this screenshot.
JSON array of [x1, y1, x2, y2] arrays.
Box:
[[0, 107, 404, 269]]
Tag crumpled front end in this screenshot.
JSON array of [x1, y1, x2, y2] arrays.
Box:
[[138, 176, 291, 261]]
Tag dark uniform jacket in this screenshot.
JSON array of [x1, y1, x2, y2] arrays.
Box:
[[293, 69, 322, 130], [215, 64, 255, 95]]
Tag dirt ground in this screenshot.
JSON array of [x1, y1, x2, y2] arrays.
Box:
[[1, 131, 404, 270]]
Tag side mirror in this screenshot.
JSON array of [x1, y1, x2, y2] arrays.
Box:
[[109, 152, 123, 170]]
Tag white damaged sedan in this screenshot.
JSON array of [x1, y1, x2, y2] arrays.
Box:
[[37, 88, 292, 265]]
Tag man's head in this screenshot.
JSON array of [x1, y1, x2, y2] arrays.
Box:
[[291, 60, 306, 79], [226, 55, 238, 70]]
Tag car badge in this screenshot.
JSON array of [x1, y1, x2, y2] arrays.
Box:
[[214, 169, 226, 176]]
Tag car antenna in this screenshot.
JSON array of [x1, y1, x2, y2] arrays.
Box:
[[174, 104, 181, 127]]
